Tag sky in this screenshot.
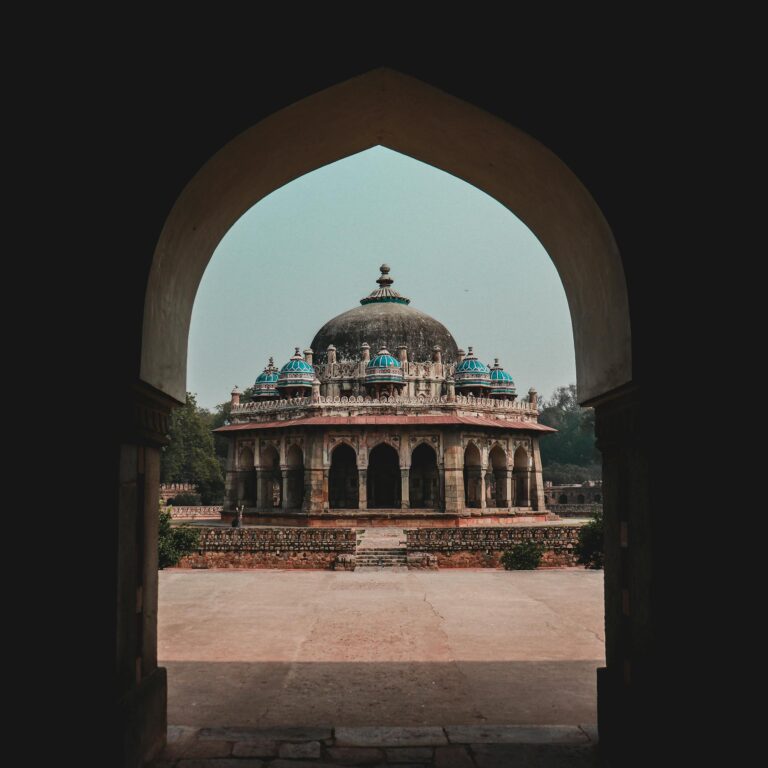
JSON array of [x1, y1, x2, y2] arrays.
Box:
[[188, 146, 575, 411]]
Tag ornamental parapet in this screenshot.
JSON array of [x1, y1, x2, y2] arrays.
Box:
[[229, 393, 539, 424]]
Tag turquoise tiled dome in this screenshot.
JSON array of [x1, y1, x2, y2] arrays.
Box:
[[277, 347, 315, 390], [366, 346, 404, 384], [489, 359, 517, 396], [454, 346, 491, 389], [252, 357, 280, 398]]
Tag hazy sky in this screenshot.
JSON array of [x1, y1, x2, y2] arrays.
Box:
[[188, 146, 575, 410]]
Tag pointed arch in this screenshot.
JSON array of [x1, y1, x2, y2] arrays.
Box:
[[142, 68, 630, 407], [329, 442, 358, 509], [409, 442, 439, 509], [367, 442, 401, 508]]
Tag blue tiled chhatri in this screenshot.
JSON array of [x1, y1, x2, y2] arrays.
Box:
[[489, 358, 517, 396], [366, 346, 404, 384], [277, 347, 315, 390], [252, 357, 280, 398], [454, 346, 491, 389]]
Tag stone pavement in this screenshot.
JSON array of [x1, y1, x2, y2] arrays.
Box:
[[153, 723, 599, 767], [160, 569, 604, 728]]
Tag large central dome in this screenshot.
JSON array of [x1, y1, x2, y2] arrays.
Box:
[[311, 265, 460, 364]]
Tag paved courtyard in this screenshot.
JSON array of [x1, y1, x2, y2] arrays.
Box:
[[159, 568, 604, 730]]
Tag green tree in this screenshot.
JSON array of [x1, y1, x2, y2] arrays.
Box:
[[538, 384, 601, 481], [161, 392, 224, 503]]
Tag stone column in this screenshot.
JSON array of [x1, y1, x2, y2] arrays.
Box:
[[442, 432, 465, 514], [530, 439, 546, 511], [504, 469, 513, 508], [115, 381, 174, 767], [304, 434, 324, 512], [302, 465, 312, 511], [521, 470, 531, 507], [255, 470, 268, 509], [280, 465, 290, 509], [322, 468, 330, 512], [479, 468, 487, 509], [593, 387, 656, 767], [400, 468, 410, 509], [358, 468, 367, 511]]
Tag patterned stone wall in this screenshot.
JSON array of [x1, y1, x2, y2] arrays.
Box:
[[549, 503, 602, 518], [177, 527, 357, 569], [405, 525, 584, 567], [169, 506, 223, 520]]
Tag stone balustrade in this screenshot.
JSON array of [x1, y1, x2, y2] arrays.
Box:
[[231, 393, 537, 418]]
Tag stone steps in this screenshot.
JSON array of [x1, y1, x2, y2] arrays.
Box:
[[355, 548, 408, 567], [355, 528, 408, 567]]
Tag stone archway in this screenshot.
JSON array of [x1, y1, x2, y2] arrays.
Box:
[[118, 67, 641, 767], [513, 446, 531, 508], [328, 443, 358, 509], [367, 443, 400, 508], [463, 442, 483, 508], [284, 443, 304, 509], [409, 442, 439, 509], [488, 444, 508, 508], [258, 444, 281, 509]]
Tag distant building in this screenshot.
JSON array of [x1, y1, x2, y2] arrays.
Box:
[[215, 265, 556, 523], [544, 480, 603, 506]]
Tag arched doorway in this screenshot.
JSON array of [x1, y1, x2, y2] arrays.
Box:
[[116, 68, 645, 767], [285, 444, 304, 509], [488, 444, 508, 508], [409, 442, 439, 508], [513, 446, 530, 507], [463, 442, 482, 508], [367, 443, 400, 508], [259, 444, 281, 509], [328, 443, 358, 509]]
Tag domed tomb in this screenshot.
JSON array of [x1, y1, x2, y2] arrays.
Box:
[[310, 264, 460, 364]]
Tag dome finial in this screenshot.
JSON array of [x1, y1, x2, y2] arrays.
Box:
[[361, 264, 410, 305], [376, 263, 393, 289]]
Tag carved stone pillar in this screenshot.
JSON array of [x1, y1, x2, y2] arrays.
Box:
[[400, 468, 410, 509], [479, 468, 487, 509], [280, 466, 289, 510], [442, 432, 465, 514], [504, 469, 513, 508], [322, 468, 330, 512], [522, 470, 531, 507], [358, 468, 367, 511], [530, 439, 546, 511]]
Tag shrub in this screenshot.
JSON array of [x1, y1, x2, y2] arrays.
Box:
[[158, 509, 201, 569], [501, 540, 545, 570], [576, 507, 604, 569]]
